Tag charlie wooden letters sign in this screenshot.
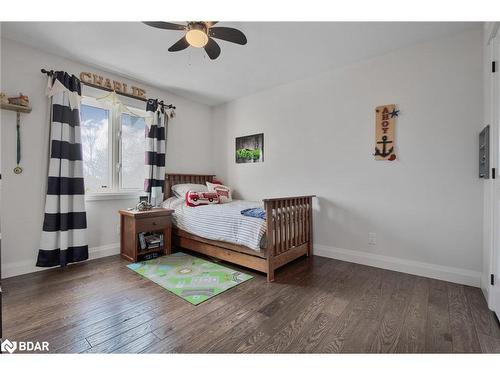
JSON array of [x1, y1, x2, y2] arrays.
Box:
[[79, 72, 146, 99], [374, 104, 399, 161]]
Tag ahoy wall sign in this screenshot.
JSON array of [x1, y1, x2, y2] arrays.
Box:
[[79, 72, 147, 99], [374, 104, 399, 161]]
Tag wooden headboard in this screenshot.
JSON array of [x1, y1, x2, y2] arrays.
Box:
[[164, 173, 215, 198]]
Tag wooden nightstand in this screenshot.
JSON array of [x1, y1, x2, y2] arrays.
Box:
[[119, 208, 174, 262]]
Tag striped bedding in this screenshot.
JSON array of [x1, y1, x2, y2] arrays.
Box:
[[162, 197, 266, 252]]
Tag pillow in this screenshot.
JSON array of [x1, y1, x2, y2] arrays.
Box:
[[171, 183, 207, 198], [161, 196, 184, 210], [206, 181, 232, 203], [185, 191, 220, 207]]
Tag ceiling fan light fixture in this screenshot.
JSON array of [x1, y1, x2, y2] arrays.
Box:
[[144, 21, 247, 59], [186, 28, 208, 48]]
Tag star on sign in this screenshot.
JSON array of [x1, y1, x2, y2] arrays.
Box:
[[389, 109, 400, 118]]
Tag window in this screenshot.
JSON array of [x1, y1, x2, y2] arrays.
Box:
[[120, 113, 147, 190], [80, 96, 147, 196], [80, 103, 111, 192]]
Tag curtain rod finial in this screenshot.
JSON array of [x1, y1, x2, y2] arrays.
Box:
[[41, 68, 54, 76]]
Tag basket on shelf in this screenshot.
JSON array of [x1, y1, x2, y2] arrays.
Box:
[[8, 93, 30, 107], [0, 92, 9, 105]]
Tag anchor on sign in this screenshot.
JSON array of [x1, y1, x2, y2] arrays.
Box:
[[374, 135, 394, 158]]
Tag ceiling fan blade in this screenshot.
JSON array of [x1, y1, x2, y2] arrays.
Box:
[[209, 27, 247, 45], [168, 36, 190, 52], [205, 21, 219, 27], [204, 38, 221, 60], [143, 21, 186, 31]]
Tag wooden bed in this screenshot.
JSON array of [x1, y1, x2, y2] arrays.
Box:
[[165, 173, 315, 281]]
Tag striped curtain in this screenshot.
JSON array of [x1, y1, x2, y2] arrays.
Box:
[[37, 72, 88, 267], [144, 99, 167, 206]]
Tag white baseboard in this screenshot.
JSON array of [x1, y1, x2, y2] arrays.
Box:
[[481, 275, 492, 308], [314, 244, 482, 287], [88, 243, 120, 260], [1, 243, 120, 279], [2, 241, 482, 288]]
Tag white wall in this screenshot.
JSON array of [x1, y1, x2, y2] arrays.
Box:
[[212, 28, 484, 286], [0, 37, 214, 278]]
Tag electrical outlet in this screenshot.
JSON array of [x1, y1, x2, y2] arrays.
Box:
[[368, 232, 376, 245]]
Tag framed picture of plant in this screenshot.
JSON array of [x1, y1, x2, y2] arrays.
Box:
[[235, 133, 264, 164]]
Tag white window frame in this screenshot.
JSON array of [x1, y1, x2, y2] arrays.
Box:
[[81, 96, 146, 201]]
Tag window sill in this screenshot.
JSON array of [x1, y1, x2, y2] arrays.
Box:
[[85, 192, 143, 202]]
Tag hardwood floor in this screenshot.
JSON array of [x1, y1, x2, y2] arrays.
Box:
[[2, 252, 500, 353]]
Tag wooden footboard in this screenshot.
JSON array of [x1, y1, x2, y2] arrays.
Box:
[[263, 195, 315, 281]]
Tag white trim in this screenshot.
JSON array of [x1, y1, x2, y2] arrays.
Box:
[[481, 275, 490, 303], [85, 192, 142, 201], [1, 243, 120, 279], [491, 32, 500, 318], [2, 241, 483, 288], [314, 244, 482, 287], [88, 242, 121, 260]]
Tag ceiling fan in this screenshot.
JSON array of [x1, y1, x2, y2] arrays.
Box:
[[143, 21, 247, 60]]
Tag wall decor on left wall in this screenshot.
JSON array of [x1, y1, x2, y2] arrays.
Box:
[[0, 93, 32, 175]]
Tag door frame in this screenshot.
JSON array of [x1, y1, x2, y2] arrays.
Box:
[[487, 22, 500, 317]]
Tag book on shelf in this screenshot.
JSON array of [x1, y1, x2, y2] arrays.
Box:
[[138, 232, 164, 251], [138, 233, 147, 250]]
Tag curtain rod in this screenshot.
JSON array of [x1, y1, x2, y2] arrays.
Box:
[[40, 68, 176, 110]]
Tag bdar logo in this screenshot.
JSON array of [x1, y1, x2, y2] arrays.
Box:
[[1, 339, 17, 353]]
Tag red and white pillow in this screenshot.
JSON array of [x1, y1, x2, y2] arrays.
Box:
[[206, 181, 232, 203], [185, 191, 220, 207], [172, 183, 207, 198]]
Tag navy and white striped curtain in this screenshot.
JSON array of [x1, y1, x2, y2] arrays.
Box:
[[144, 99, 167, 206], [37, 72, 88, 267]]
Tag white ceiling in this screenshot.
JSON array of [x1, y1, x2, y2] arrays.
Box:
[[1, 22, 480, 106]]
